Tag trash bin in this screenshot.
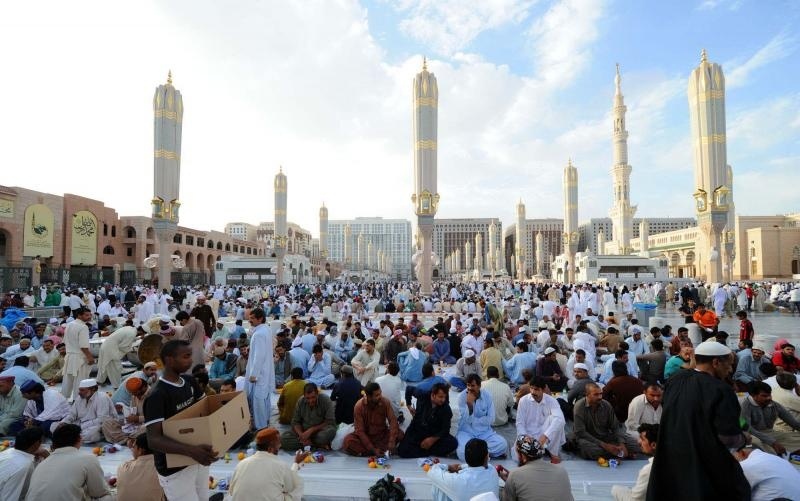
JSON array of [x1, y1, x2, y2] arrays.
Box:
[[633, 303, 657, 327]]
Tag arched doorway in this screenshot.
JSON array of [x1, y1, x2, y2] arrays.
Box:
[[0, 229, 9, 266]]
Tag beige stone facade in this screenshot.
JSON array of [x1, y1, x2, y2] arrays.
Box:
[[0, 185, 266, 284]]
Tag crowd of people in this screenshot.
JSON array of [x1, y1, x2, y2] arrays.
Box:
[[0, 279, 799, 500]]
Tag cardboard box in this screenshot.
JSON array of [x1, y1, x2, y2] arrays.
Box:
[[163, 390, 251, 468]]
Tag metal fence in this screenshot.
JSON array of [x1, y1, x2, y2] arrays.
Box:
[[38, 267, 115, 288], [0, 267, 32, 291], [171, 271, 209, 286]]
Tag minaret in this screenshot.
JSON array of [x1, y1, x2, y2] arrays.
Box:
[[488, 221, 497, 278], [319, 203, 328, 282], [689, 49, 730, 282], [411, 57, 440, 294], [151, 70, 183, 289], [608, 64, 637, 255], [597, 231, 606, 255], [274, 167, 288, 284], [366, 240, 374, 271], [474, 233, 484, 272], [724, 164, 736, 281], [515, 199, 526, 281], [496, 234, 505, 275], [465, 241, 472, 277], [357, 233, 365, 273], [563, 158, 579, 283], [344, 224, 352, 270], [639, 220, 650, 254], [535, 232, 544, 276]]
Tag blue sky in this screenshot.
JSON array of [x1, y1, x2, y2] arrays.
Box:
[[0, 0, 798, 236]]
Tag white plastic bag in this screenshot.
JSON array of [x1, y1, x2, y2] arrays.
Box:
[[331, 422, 354, 450]]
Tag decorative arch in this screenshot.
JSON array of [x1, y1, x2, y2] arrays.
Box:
[[102, 245, 115, 255]]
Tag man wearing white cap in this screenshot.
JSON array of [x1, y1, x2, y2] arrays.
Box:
[[648, 340, 750, 499], [61, 307, 95, 401], [55, 378, 116, 443], [289, 335, 310, 378], [96, 319, 139, 390]]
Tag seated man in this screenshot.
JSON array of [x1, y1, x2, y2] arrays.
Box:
[[740, 381, 800, 456], [733, 343, 768, 391], [431, 330, 456, 365], [571, 382, 640, 460], [503, 342, 537, 385], [599, 349, 628, 385], [567, 363, 592, 405], [771, 372, 800, 428], [342, 382, 403, 456], [278, 368, 307, 425], [102, 376, 147, 443], [479, 338, 504, 380], [426, 438, 499, 501], [331, 365, 363, 425], [55, 378, 116, 443], [209, 345, 238, 383], [0, 427, 49, 501], [333, 331, 355, 364], [664, 344, 694, 379], [565, 349, 595, 388], [307, 344, 335, 389], [516, 377, 566, 463], [115, 433, 165, 501], [611, 423, 659, 501], [482, 366, 514, 427], [0, 375, 25, 436], [449, 349, 480, 392], [351, 339, 380, 385], [406, 362, 447, 411], [289, 337, 310, 378], [280, 383, 337, 451], [398, 383, 457, 458], [499, 435, 573, 501], [34, 342, 64, 384], [602, 361, 644, 423], [0, 356, 45, 390], [456, 374, 508, 461], [15, 380, 70, 437], [625, 383, 663, 441], [24, 423, 112, 501], [398, 344, 428, 395], [638, 339, 668, 385], [535, 347, 566, 392], [733, 442, 800, 501]]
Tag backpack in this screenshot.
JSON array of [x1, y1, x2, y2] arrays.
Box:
[[368, 473, 407, 501]]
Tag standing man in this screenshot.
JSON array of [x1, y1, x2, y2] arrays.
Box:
[[144, 340, 218, 501], [246, 308, 275, 430], [61, 307, 94, 401], [175, 312, 207, 371], [190, 295, 216, 337], [646, 340, 750, 500]]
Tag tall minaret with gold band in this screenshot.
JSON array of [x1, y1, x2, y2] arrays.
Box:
[[515, 199, 526, 281], [274, 167, 288, 284], [152, 70, 183, 289], [319, 203, 329, 282], [689, 49, 730, 283], [563, 159, 579, 283], [608, 64, 636, 255], [411, 57, 439, 295]]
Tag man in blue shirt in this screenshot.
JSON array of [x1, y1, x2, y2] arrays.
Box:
[[456, 374, 507, 461], [431, 330, 455, 365], [307, 344, 335, 389]]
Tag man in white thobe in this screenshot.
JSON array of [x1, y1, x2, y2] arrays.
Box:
[[61, 308, 94, 401], [246, 309, 275, 430], [56, 379, 116, 443], [96, 323, 139, 389], [516, 378, 566, 462]]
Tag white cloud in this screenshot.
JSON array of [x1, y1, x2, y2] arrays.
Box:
[[696, 0, 743, 11], [528, 0, 605, 88], [728, 93, 800, 150], [395, 0, 536, 56], [726, 32, 797, 89]]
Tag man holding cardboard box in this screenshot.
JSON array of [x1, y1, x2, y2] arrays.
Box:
[[144, 340, 218, 500]]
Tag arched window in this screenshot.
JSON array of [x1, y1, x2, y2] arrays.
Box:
[[102, 245, 115, 255], [111, 225, 116, 237]]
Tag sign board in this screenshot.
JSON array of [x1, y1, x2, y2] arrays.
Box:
[[71, 210, 98, 265], [0, 199, 13, 219], [23, 204, 54, 257], [226, 275, 242, 281]]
